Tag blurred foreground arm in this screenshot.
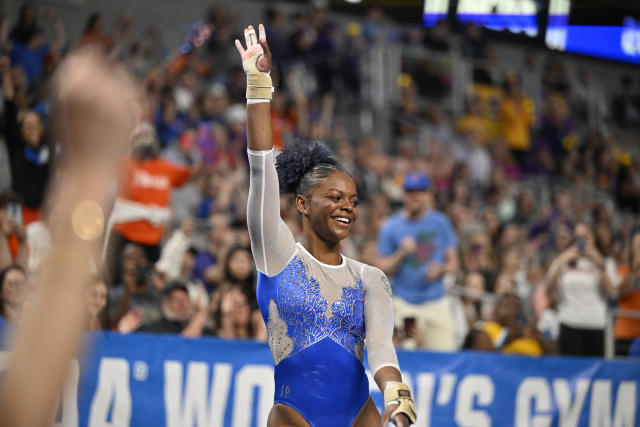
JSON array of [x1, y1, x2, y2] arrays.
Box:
[[0, 49, 135, 427]]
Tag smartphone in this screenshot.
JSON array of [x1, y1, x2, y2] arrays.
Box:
[[404, 317, 416, 338], [575, 236, 586, 253], [7, 202, 22, 227]]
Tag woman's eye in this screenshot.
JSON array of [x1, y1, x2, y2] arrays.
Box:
[[351, 200, 360, 207], [329, 196, 340, 201]]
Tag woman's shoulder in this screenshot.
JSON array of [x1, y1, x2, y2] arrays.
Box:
[[344, 257, 389, 289]]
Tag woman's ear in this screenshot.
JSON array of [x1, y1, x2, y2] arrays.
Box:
[[295, 195, 309, 215]]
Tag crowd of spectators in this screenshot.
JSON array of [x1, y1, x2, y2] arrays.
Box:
[[1, 2, 640, 358]]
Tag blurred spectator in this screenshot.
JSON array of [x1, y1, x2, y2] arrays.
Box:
[[155, 219, 196, 281], [86, 277, 108, 331], [9, 4, 38, 44], [109, 243, 161, 327], [482, 293, 544, 356], [137, 281, 214, 337], [451, 271, 488, 348], [109, 122, 193, 273], [193, 213, 229, 292], [0, 192, 27, 271], [461, 328, 494, 351], [215, 285, 264, 340], [0, 265, 27, 323], [499, 75, 534, 169], [377, 172, 458, 351], [546, 222, 617, 356], [1, 56, 50, 224], [76, 12, 112, 49], [614, 229, 640, 356]]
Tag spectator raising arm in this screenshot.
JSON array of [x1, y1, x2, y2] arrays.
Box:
[[0, 48, 135, 427]]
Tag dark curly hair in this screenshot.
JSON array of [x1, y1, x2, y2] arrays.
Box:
[[275, 141, 350, 195]]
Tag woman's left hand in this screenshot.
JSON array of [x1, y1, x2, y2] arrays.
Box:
[[381, 403, 411, 426]]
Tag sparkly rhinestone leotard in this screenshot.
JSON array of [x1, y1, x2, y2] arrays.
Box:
[[247, 149, 400, 427]]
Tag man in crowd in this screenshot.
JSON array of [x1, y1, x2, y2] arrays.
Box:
[[377, 172, 459, 350], [137, 281, 213, 337]]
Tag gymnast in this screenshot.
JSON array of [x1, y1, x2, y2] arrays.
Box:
[[236, 24, 416, 427]]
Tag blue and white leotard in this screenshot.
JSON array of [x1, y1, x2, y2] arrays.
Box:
[[247, 149, 400, 427]]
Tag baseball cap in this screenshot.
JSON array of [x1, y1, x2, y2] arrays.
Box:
[[403, 172, 431, 191], [162, 280, 189, 297]]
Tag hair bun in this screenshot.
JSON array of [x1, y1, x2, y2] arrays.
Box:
[[276, 141, 338, 194]]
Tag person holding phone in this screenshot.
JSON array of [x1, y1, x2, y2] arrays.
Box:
[[0, 193, 28, 271], [546, 222, 618, 356]]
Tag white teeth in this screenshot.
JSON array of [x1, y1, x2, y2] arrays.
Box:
[[335, 217, 350, 224]]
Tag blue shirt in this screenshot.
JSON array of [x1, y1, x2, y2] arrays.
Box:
[[378, 210, 457, 304], [11, 42, 48, 83]]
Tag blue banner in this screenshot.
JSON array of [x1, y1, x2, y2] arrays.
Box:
[[1, 329, 639, 426]]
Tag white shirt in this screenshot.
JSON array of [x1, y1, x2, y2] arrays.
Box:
[[557, 257, 617, 329]]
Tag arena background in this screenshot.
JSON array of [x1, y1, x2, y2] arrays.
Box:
[[0, 0, 639, 426]]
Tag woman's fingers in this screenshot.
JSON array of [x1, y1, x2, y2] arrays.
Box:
[[234, 39, 245, 55], [258, 23, 267, 43], [244, 26, 257, 47]]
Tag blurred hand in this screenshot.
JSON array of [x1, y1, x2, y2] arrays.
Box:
[[52, 48, 135, 174], [561, 246, 580, 265], [425, 262, 443, 282], [192, 285, 208, 313], [399, 237, 416, 256], [234, 24, 271, 74], [118, 309, 143, 334]]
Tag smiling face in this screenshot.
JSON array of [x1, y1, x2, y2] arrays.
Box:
[[87, 281, 108, 316], [297, 170, 359, 245], [1, 268, 28, 309]]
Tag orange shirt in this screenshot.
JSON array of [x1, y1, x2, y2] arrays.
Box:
[[114, 158, 190, 245], [615, 265, 640, 340]]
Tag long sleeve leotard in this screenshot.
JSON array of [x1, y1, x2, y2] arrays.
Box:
[[247, 148, 400, 427]]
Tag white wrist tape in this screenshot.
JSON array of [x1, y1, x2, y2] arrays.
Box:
[[242, 54, 273, 100], [247, 99, 270, 104]]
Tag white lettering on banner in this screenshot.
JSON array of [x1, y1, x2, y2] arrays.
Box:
[[457, 0, 536, 15], [231, 365, 274, 427], [414, 373, 435, 427], [132, 170, 170, 190], [437, 374, 457, 406], [515, 377, 552, 427], [164, 361, 232, 427], [454, 375, 494, 427], [589, 380, 636, 427], [89, 358, 132, 427], [553, 378, 589, 427]]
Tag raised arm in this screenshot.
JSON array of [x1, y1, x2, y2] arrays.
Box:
[[0, 49, 135, 427], [235, 24, 273, 152], [236, 25, 295, 276]]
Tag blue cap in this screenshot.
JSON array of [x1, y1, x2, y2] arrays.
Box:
[[403, 172, 431, 191]]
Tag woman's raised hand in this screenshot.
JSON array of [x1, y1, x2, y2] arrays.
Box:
[[235, 24, 271, 74]]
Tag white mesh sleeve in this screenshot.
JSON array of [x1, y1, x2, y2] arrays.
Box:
[[247, 149, 296, 276], [362, 264, 400, 377]]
